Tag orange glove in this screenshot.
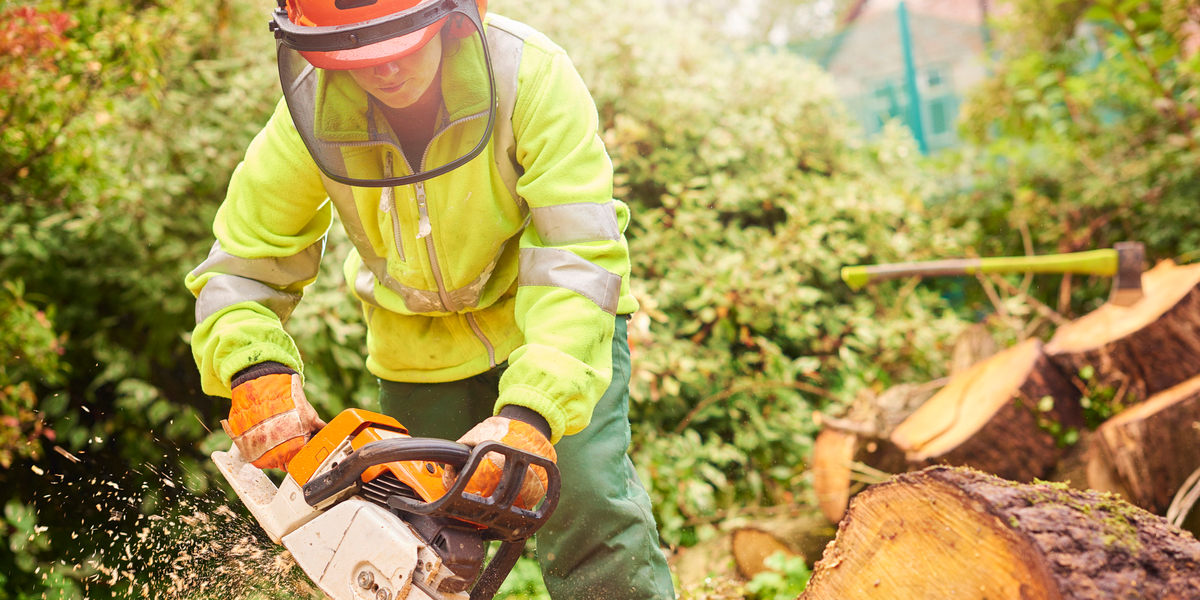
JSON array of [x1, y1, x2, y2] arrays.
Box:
[[222, 364, 325, 470], [445, 415, 557, 509]]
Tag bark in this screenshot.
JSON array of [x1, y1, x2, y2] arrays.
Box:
[[1088, 374, 1200, 514], [891, 339, 1085, 482], [1046, 260, 1200, 403], [802, 466, 1200, 600]]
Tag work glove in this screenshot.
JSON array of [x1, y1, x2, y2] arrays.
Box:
[[222, 362, 326, 470], [444, 410, 557, 509]]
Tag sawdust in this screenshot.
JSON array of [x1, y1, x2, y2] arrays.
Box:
[[34, 460, 324, 600]]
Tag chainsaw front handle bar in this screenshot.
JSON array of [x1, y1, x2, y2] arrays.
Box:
[[301, 438, 561, 542]]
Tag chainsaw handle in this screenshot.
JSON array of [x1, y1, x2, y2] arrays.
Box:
[[301, 438, 561, 541], [387, 439, 561, 540], [302, 437, 471, 506]]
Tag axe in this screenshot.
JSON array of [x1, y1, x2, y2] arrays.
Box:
[[840, 242, 1145, 306]]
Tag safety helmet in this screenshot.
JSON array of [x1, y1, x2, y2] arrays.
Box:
[[274, 0, 488, 69], [271, 0, 497, 187]]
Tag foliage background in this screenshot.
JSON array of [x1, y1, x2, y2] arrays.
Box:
[[1, 0, 1195, 597]]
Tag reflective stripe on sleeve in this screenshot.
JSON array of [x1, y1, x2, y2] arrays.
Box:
[[191, 240, 325, 289], [518, 248, 620, 315], [530, 201, 621, 246], [196, 274, 303, 324]]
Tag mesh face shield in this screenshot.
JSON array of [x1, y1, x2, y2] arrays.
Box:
[[272, 0, 496, 187]]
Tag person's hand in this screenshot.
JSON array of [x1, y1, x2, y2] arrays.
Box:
[[222, 364, 326, 470], [444, 416, 557, 509]]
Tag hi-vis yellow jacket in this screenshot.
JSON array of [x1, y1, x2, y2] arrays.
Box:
[[185, 16, 637, 443]]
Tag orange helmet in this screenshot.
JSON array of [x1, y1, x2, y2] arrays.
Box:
[[272, 0, 488, 70]]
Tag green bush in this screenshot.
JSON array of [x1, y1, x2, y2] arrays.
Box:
[[0, 0, 282, 595]]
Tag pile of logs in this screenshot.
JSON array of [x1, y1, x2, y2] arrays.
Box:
[[813, 259, 1200, 525], [801, 259, 1200, 597]]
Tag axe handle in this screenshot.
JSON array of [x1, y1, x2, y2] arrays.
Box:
[[841, 249, 1118, 290]]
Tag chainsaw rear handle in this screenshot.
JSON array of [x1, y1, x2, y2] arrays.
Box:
[[301, 437, 561, 541]]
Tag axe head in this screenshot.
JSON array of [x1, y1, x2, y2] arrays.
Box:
[[1109, 241, 1145, 306]]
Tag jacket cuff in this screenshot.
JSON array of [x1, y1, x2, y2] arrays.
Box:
[[231, 361, 297, 389], [496, 384, 576, 444], [498, 405, 552, 441]]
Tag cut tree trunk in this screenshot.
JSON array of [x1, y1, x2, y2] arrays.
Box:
[[1046, 260, 1200, 404], [802, 466, 1200, 600], [890, 339, 1085, 482], [811, 383, 935, 523], [1088, 373, 1200, 514], [811, 428, 907, 523]]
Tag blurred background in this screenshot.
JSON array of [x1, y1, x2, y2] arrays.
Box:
[[2, 0, 1198, 597]]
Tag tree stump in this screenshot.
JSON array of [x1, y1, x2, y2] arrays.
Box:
[[890, 339, 1085, 482], [802, 466, 1200, 600], [1046, 260, 1200, 403], [1088, 374, 1200, 514]]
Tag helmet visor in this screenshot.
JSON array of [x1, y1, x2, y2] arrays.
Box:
[[275, 2, 495, 187]]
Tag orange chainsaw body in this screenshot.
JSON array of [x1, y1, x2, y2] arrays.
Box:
[[287, 409, 449, 502]]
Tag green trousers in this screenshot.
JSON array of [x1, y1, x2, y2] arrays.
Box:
[[378, 317, 676, 600]]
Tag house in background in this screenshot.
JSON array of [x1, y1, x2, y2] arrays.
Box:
[[800, 0, 992, 152]]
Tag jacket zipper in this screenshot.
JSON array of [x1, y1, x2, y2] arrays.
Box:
[[466, 313, 497, 368], [382, 153, 405, 261], [413, 110, 490, 315], [417, 111, 495, 358], [414, 180, 458, 313], [358, 112, 498, 361]]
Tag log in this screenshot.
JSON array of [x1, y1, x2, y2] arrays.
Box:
[[731, 529, 796, 578], [812, 383, 935, 523], [802, 466, 1200, 599], [811, 428, 857, 524], [891, 339, 1085, 482], [1088, 373, 1200, 514], [812, 428, 907, 523], [668, 511, 835, 587], [1046, 260, 1200, 403]]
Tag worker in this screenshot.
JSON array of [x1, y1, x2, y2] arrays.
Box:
[[184, 0, 675, 597]]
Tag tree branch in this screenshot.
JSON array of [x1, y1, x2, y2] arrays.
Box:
[[986, 273, 1070, 326]]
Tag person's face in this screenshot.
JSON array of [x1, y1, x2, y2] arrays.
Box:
[[348, 33, 442, 109]]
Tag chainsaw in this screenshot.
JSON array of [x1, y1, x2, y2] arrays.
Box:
[[211, 408, 560, 600]]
